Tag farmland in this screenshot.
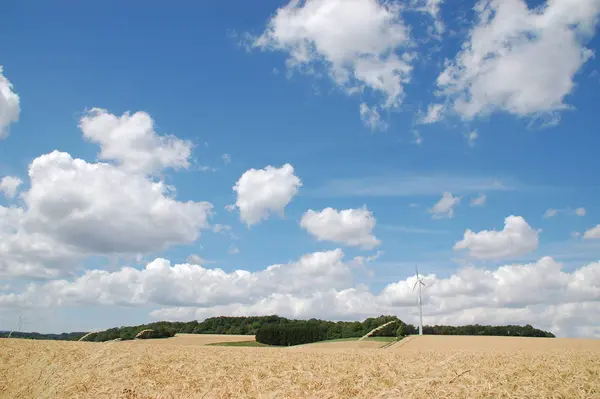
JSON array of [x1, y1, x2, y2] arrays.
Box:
[[1, 335, 599, 398], [122, 333, 255, 347]]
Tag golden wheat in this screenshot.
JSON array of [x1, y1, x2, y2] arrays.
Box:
[[1, 335, 599, 399], [121, 333, 256, 346]]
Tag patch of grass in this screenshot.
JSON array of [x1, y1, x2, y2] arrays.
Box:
[[207, 340, 269, 347]]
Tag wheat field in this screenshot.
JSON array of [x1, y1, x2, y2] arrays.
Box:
[[288, 338, 390, 351], [1, 335, 599, 399], [121, 333, 256, 347]]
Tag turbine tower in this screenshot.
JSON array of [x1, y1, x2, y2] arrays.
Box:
[[412, 265, 425, 335]]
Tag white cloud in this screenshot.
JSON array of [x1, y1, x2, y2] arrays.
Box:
[[469, 193, 486, 207], [212, 224, 231, 233], [411, 0, 445, 35], [253, 0, 413, 117], [221, 154, 231, 164], [419, 103, 444, 124], [186, 254, 209, 265], [0, 204, 83, 279], [454, 215, 540, 259], [0, 66, 20, 139], [212, 224, 236, 240], [23, 151, 213, 254], [583, 225, 600, 239], [0, 151, 213, 279], [466, 130, 478, 147], [233, 163, 302, 226], [544, 208, 559, 218], [429, 192, 460, 219], [435, 0, 600, 121], [359, 103, 387, 131], [0, 106, 214, 279], [353, 250, 384, 265], [4, 252, 600, 338], [1, 249, 353, 309], [79, 108, 193, 175], [544, 207, 587, 218], [0, 176, 22, 198], [300, 206, 380, 249]]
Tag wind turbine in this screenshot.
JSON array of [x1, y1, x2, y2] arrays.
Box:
[[18, 315, 25, 333], [412, 265, 425, 335]]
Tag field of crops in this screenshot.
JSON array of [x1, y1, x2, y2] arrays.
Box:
[[122, 333, 255, 346], [1, 335, 599, 398]]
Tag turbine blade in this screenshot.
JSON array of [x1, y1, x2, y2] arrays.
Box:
[[412, 281, 418, 291], [420, 280, 425, 286]]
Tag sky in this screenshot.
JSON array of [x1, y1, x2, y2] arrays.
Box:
[[0, 0, 599, 338]]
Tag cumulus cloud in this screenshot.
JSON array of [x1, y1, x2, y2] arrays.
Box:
[[253, 0, 413, 121], [469, 193, 486, 207], [4, 251, 599, 338], [0, 249, 353, 309], [583, 225, 600, 239], [454, 215, 540, 259], [233, 163, 302, 226], [0, 205, 74, 279], [575, 207, 586, 217], [300, 206, 380, 249], [0, 66, 20, 139], [0, 176, 22, 198], [429, 192, 460, 219], [21, 151, 212, 254], [434, 0, 600, 121], [0, 112, 213, 279], [79, 108, 193, 175]]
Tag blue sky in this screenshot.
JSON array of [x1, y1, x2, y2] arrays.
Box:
[[1, 0, 600, 337]]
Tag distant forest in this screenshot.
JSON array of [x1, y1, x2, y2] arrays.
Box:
[[0, 315, 555, 342]]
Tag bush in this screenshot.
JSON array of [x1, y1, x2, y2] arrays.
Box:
[[256, 323, 328, 346]]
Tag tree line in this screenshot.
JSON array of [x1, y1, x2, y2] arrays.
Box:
[[0, 315, 555, 342], [255, 318, 555, 346], [256, 323, 329, 346], [0, 331, 86, 341]]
